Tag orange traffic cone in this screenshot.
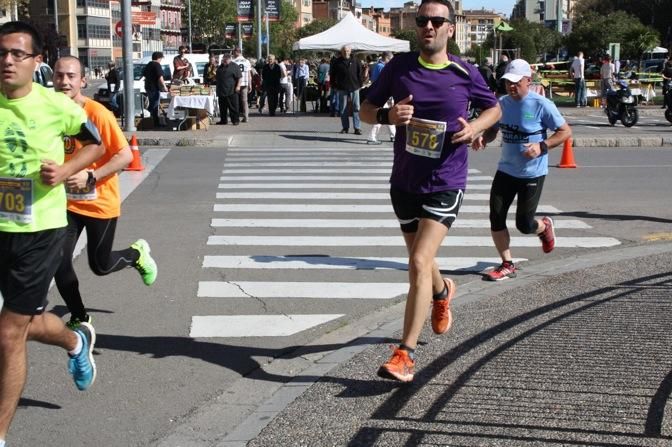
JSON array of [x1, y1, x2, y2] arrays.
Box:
[[124, 135, 144, 171], [557, 138, 577, 168]]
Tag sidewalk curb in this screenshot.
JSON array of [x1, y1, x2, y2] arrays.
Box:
[[133, 135, 672, 148], [154, 241, 672, 447]]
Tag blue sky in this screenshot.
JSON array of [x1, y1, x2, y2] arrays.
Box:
[[364, 0, 516, 17]]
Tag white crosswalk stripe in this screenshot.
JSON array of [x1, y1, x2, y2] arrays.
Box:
[[190, 148, 621, 338], [213, 204, 561, 213], [210, 218, 592, 229], [206, 235, 621, 248]]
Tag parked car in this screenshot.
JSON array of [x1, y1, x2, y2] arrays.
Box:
[[33, 62, 53, 88], [585, 64, 601, 80]]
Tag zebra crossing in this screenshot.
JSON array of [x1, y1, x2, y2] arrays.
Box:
[[189, 147, 621, 338]]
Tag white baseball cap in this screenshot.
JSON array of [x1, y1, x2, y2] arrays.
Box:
[[501, 59, 532, 83]]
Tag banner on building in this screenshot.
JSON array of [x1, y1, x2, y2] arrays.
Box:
[[225, 24, 236, 40], [237, 0, 254, 23], [241, 23, 254, 40], [264, 0, 280, 21], [131, 11, 157, 25]]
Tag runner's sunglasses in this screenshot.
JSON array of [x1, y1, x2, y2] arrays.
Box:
[[415, 16, 453, 27]]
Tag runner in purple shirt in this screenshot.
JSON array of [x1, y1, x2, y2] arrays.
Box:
[[361, 0, 501, 383]]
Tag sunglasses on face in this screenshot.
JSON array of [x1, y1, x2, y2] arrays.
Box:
[[415, 16, 453, 28]]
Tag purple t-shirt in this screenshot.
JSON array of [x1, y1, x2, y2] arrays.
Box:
[[366, 52, 498, 193]]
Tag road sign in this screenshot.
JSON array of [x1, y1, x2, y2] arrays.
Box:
[[115, 20, 123, 37]]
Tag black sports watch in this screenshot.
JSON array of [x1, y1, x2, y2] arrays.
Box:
[[86, 170, 97, 188], [539, 141, 549, 155]]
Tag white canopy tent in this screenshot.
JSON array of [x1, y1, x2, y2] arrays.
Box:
[[292, 12, 410, 53]]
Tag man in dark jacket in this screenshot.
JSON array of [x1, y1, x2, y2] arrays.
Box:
[[261, 54, 282, 116], [329, 45, 364, 134], [216, 52, 242, 125], [143, 51, 167, 127]]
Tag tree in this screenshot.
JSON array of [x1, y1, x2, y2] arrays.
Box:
[[392, 29, 418, 52], [565, 10, 661, 60], [573, 0, 671, 47], [188, 0, 236, 45], [447, 39, 461, 56], [266, 1, 298, 60], [498, 19, 562, 62], [298, 18, 337, 39]]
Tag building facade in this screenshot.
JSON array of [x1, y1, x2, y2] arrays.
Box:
[[293, 0, 314, 29], [463, 8, 504, 50]]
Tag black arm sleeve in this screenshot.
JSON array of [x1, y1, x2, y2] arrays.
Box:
[[75, 119, 102, 145]]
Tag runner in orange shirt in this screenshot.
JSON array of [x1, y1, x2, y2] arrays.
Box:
[[53, 56, 158, 328]]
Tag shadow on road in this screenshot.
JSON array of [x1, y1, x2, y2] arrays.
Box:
[[551, 210, 672, 224], [334, 270, 672, 445], [94, 334, 395, 385]]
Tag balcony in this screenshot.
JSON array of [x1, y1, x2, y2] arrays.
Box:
[[160, 0, 183, 10]]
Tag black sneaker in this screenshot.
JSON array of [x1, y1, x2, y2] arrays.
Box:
[[354, 129, 362, 135]]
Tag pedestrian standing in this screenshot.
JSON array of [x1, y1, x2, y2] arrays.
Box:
[[361, 0, 501, 382], [600, 54, 615, 108], [330, 45, 364, 135], [661, 54, 672, 109], [232, 47, 251, 122], [203, 53, 218, 86], [495, 53, 509, 95], [261, 54, 282, 116], [278, 57, 293, 113], [570, 51, 587, 107], [0, 21, 105, 444], [295, 58, 309, 105], [216, 52, 242, 125], [143, 51, 168, 128], [367, 51, 395, 145], [473, 59, 572, 281], [52, 56, 158, 328], [317, 58, 330, 113]]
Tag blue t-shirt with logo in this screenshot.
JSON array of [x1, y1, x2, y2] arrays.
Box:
[[497, 91, 565, 178]]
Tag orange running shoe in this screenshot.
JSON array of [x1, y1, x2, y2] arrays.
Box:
[[377, 346, 415, 382], [431, 278, 456, 334]]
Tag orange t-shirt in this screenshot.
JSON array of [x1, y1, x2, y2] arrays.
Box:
[[64, 98, 128, 218]]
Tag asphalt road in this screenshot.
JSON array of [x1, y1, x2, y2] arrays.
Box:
[[6, 139, 672, 446]]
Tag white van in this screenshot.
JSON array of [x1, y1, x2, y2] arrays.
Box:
[[131, 53, 210, 92]]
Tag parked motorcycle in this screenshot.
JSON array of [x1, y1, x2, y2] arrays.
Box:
[[605, 79, 638, 127]]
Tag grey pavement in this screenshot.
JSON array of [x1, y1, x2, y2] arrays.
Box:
[[128, 105, 672, 149], [131, 105, 672, 446], [241, 242, 672, 447]]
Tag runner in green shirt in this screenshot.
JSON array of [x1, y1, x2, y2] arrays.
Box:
[[0, 21, 105, 445]]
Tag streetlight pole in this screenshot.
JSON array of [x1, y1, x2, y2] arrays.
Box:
[[188, 0, 192, 52], [122, 0, 135, 131], [53, 0, 60, 59], [257, 0, 262, 60]]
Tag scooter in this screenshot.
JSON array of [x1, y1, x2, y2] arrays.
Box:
[[605, 79, 638, 127]]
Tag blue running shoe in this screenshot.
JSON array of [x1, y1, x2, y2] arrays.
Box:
[[68, 321, 97, 391]]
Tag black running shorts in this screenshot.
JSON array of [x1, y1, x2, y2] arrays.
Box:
[[390, 187, 464, 233], [0, 227, 66, 315]]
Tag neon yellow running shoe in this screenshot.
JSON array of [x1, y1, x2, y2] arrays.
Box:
[[131, 239, 157, 286]]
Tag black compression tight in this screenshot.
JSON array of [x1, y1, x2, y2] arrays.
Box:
[[489, 170, 546, 234], [54, 211, 139, 320]]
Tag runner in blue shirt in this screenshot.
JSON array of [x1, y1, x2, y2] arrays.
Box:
[[361, 0, 501, 382], [474, 59, 572, 281]]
